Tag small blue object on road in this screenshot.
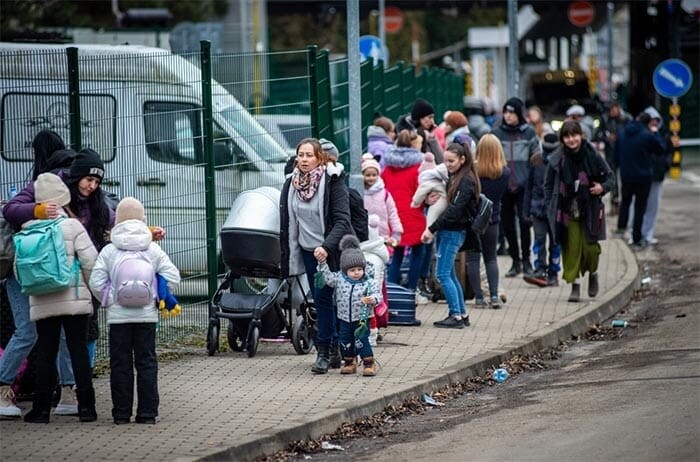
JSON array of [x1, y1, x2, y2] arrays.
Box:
[[492, 368, 510, 383], [652, 59, 693, 99]]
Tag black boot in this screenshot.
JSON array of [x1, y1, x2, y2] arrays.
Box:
[[311, 346, 330, 374], [588, 272, 599, 298], [24, 392, 51, 423], [505, 261, 522, 278], [568, 283, 581, 303], [76, 386, 97, 422], [328, 344, 342, 369]]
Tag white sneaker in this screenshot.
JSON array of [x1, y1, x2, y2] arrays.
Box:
[[0, 385, 21, 417], [415, 293, 430, 305], [54, 386, 78, 415]]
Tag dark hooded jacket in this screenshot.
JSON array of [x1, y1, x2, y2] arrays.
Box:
[[615, 121, 666, 183], [491, 97, 540, 192]]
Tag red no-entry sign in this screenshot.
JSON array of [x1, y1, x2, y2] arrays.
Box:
[[568, 1, 595, 27], [384, 6, 404, 34]]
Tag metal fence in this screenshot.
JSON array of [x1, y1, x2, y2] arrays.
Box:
[[0, 41, 464, 360]]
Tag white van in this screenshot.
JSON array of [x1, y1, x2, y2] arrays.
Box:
[[0, 43, 289, 280]]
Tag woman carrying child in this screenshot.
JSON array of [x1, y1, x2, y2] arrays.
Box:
[[421, 141, 480, 328]]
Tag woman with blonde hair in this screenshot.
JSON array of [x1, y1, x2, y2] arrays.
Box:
[[466, 134, 511, 308]]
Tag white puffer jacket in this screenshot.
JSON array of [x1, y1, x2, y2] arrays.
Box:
[[20, 212, 98, 322], [89, 219, 180, 324]]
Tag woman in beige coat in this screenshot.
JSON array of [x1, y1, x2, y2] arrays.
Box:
[[19, 173, 98, 423]]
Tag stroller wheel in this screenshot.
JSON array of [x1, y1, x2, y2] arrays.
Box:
[[292, 315, 313, 355], [227, 322, 246, 352], [206, 323, 220, 356], [246, 326, 260, 358]]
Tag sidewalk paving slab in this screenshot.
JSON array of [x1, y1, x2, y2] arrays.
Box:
[[0, 239, 638, 462]]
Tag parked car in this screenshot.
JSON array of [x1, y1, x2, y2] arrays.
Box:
[[254, 114, 312, 156]]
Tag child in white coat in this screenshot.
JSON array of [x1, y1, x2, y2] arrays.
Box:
[[411, 152, 449, 230], [89, 197, 180, 425]]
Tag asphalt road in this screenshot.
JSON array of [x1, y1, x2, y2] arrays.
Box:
[[285, 167, 700, 462]]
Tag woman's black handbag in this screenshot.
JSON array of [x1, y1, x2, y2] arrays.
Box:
[[471, 193, 493, 235]]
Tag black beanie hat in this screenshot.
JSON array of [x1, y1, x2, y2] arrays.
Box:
[[411, 98, 435, 123], [69, 148, 104, 182], [503, 97, 526, 126], [542, 132, 560, 154], [339, 234, 366, 272]]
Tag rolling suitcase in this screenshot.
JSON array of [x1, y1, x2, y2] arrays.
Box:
[[386, 282, 421, 326]]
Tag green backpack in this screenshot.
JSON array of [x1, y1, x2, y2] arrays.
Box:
[[12, 217, 79, 296]]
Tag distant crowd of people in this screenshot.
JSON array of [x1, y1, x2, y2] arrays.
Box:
[[0, 93, 677, 424]]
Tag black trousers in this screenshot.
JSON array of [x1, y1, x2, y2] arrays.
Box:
[[109, 323, 159, 420], [618, 180, 652, 244], [500, 189, 531, 264], [34, 315, 92, 408]]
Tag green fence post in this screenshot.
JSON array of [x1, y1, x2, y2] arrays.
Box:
[[316, 49, 334, 142], [200, 40, 218, 298], [307, 45, 320, 138], [66, 47, 82, 151], [360, 59, 374, 149]]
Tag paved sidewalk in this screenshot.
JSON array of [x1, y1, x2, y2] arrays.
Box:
[[0, 239, 638, 462]]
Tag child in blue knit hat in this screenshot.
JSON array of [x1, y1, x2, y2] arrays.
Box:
[[317, 234, 382, 376]]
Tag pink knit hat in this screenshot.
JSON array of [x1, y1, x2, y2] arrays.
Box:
[[360, 153, 381, 174]]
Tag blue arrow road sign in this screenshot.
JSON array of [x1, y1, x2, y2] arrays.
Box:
[[359, 35, 387, 65], [653, 59, 693, 98]]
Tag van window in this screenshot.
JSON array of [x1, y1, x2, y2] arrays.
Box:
[[2, 92, 116, 162], [144, 102, 202, 165], [143, 101, 239, 169]]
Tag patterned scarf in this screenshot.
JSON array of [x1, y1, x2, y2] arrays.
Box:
[[557, 144, 594, 226], [292, 165, 325, 202]]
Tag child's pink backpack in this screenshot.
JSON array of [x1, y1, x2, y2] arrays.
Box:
[[105, 251, 157, 308]]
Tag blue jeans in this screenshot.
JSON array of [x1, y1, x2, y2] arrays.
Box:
[[109, 323, 158, 420], [435, 230, 466, 317], [301, 249, 337, 349], [0, 276, 37, 385], [57, 327, 75, 386], [387, 244, 426, 290], [338, 319, 373, 359], [642, 181, 663, 241]]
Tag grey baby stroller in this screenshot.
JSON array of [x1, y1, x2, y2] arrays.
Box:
[[206, 187, 315, 358]]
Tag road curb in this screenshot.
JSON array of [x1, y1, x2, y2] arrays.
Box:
[[199, 239, 640, 462]]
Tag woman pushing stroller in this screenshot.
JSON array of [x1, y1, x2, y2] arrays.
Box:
[[279, 138, 353, 374]]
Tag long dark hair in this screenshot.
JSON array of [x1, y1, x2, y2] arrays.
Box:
[[445, 141, 480, 201], [31, 130, 65, 180]]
